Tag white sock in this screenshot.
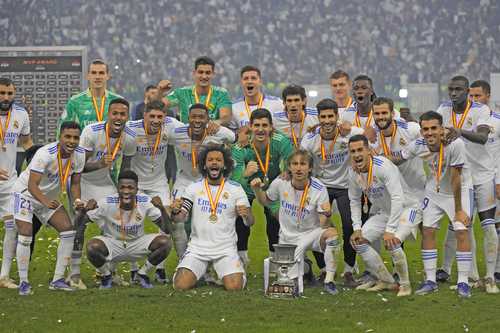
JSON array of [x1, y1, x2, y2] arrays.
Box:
[[391, 245, 410, 287], [53, 231, 75, 282], [343, 262, 354, 274], [138, 260, 155, 275], [456, 251, 472, 284], [442, 226, 456, 274], [16, 235, 32, 283], [421, 249, 438, 283], [130, 261, 139, 271], [324, 237, 340, 283], [172, 223, 187, 258], [0, 220, 17, 278], [355, 243, 394, 283], [481, 220, 498, 280], [97, 262, 111, 276], [156, 260, 166, 270], [496, 228, 500, 273], [468, 227, 480, 281], [70, 250, 82, 277], [238, 250, 249, 267]]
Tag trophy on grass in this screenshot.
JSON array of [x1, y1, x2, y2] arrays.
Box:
[[265, 243, 300, 299]]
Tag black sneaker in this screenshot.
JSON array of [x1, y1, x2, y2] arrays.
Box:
[[155, 269, 169, 284], [436, 269, 450, 283]]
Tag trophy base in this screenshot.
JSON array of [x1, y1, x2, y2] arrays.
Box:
[[266, 282, 299, 299]]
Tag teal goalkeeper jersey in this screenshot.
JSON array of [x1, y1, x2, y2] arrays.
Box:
[[166, 85, 232, 123], [59, 89, 124, 131]]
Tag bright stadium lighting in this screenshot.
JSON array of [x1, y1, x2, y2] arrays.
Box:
[[114, 65, 119, 70], [136, 59, 141, 64], [399, 88, 408, 98], [308, 90, 318, 97]]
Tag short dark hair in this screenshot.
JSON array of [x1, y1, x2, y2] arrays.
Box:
[[287, 149, 314, 177], [316, 98, 338, 115], [189, 103, 208, 114], [348, 134, 369, 148], [194, 56, 215, 70], [450, 75, 469, 88], [88, 59, 109, 73], [353, 74, 373, 88], [282, 84, 306, 100], [198, 144, 234, 178], [109, 98, 130, 110], [372, 97, 394, 112], [118, 169, 139, 184], [25, 144, 44, 164], [330, 70, 350, 81], [0, 77, 14, 87], [240, 65, 261, 78], [145, 85, 157, 92], [144, 100, 166, 113], [60, 121, 81, 135], [250, 108, 273, 125], [470, 80, 491, 95], [419, 111, 443, 126]]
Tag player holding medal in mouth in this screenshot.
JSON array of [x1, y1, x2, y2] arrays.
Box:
[[172, 144, 253, 291]]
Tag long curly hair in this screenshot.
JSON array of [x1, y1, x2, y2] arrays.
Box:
[[197, 144, 234, 178]]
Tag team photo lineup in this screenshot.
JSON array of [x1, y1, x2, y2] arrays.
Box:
[[1, 54, 500, 302]]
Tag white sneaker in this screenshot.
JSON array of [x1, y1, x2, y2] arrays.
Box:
[[484, 278, 500, 294], [356, 280, 377, 291], [67, 276, 87, 290], [0, 277, 18, 289], [366, 281, 398, 292], [397, 284, 412, 297]]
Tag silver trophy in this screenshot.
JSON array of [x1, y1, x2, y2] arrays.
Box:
[[266, 244, 299, 298]]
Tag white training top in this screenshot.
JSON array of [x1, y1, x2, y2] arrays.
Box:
[[182, 178, 250, 256], [402, 137, 473, 202], [348, 156, 404, 233], [231, 95, 283, 129], [127, 117, 183, 189], [437, 101, 494, 185], [87, 193, 161, 241], [266, 177, 330, 240], [14, 142, 86, 201], [80, 121, 136, 185], [300, 126, 364, 189], [0, 104, 30, 190]]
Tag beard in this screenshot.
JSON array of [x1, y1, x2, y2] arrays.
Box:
[[0, 100, 13, 112]]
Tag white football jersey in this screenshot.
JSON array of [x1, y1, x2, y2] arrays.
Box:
[[127, 117, 183, 189], [231, 94, 283, 129], [437, 101, 494, 185], [170, 125, 234, 183], [80, 121, 137, 185], [87, 193, 161, 241], [348, 156, 404, 233], [182, 178, 250, 256], [300, 126, 364, 189], [272, 108, 319, 147], [266, 177, 330, 240], [14, 142, 86, 201], [340, 102, 400, 129], [402, 138, 473, 201], [371, 119, 425, 204], [486, 112, 500, 181], [0, 104, 30, 190]]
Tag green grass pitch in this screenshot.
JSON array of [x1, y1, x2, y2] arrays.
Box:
[[1, 203, 500, 333]]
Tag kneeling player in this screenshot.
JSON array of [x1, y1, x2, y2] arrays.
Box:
[[172, 145, 253, 291], [76, 170, 173, 289], [252, 149, 341, 295], [348, 135, 413, 297]]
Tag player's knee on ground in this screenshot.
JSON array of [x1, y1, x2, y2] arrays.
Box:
[[86, 239, 108, 267], [222, 273, 244, 291], [173, 268, 197, 291]]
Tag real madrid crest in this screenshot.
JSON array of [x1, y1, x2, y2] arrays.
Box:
[[467, 117, 473, 126], [340, 142, 347, 149], [136, 212, 142, 221], [400, 137, 407, 146], [13, 120, 19, 129], [223, 192, 229, 199]]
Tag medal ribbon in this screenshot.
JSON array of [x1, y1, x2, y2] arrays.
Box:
[[91, 93, 106, 122], [244, 93, 263, 119], [320, 127, 339, 161], [144, 121, 162, 161], [0, 111, 11, 148], [57, 145, 72, 194], [431, 143, 444, 192], [297, 181, 310, 221], [452, 100, 471, 129], [354, 110, 373, 129], [343, 97, 352, 109], [105, 123, 122, 163], [290, 113, 305, 148], [360, 157, 374, 209], [189, 128, 207, 169], [379, 121, 398, 157], [204, 178, 226, 217], [193, 86, 213, 108], [252, 142, 270, 178]]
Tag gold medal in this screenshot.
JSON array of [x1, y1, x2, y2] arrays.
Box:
[[57, 145, 72, 195], [363, 200, 369, 214], [379, 121, 397, 158], [431, 143, 444, 193], [290, 113, 305, 148], [320, 127, 339, 162], [209, 214, 218, 223], [204, 178, 226, 224], [263, 176, 270, 187], [244, 93, 263, 119], [0, 110, 11, 152], [105, 123, 123, 167], [359, 158, 373, 214], [144, 120, 162, 170], [190, 128, 207, 175], [452, 100, 471, 129], [354, 109, 373, 129], [252, 142, 270, 185], [123, 241, 127, 248]]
